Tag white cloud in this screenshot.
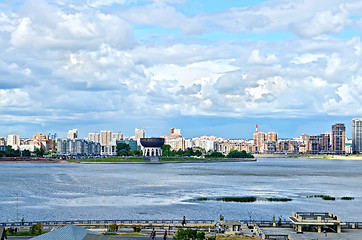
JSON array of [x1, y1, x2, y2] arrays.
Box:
[[291, 53, 325, 64], [291, 4, 352, 38], [0, 0, 362, 136], [248, 49, 278, 65]]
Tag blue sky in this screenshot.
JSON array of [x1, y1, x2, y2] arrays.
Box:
[[0, 0, 362, 139]]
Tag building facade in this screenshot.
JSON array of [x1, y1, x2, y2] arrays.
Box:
[[331, 123, 346, 155], [352, 118, 362, 154]]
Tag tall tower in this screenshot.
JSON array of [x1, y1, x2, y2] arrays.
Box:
[[352, 118, 362, 154], [331, 123, 346, 155]]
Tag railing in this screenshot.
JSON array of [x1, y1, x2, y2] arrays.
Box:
[[0, 219, 214, 227], [342, 222, 362, 229], [2, 219, 361, 229], [264, 234, 289, 240]]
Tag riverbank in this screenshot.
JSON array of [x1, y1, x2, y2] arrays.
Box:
[[69, 157, 257, 164], [254, 154, 362, 160], [304, 155, 362, 160]]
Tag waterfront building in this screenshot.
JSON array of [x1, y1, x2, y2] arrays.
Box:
[[331, 123, 346, 155], [345, 139, 353, 154], [7, 134, 20, 150], [253, 131, 265, 153], [118, 139, 138, 150], [0, 138, 6, 146], [0, 145, 6, 152], [352, 118, 362, 154], [88, 132, 100, 143], [100, 130, 112, 146], [308, 135, 320, 154], [319, 132, 331, 153], [112, 132, 124, 141], [192, 136, 216, 152], [140, 138, 164, 161], [57, 138, 101, 156], [170, 128, 181, 138], [67, 129, 78, 139], [19, 139, 36, 152], [135, 128, 145, 140]]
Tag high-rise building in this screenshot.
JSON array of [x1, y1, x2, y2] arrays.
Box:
[[266, 131, 278, 142], [170, 128, 181, 138], [352, 118, 362, 154], [67, 129, 78, 139], [135, 128, 145, 140], [88, 132, 100, 143], [7, 134, 20, 150], [319, 132, 331, 153], [112, 132, 124, 141], [331, 123, 346, 155], [253, 131, 265, 153], [100, 130, 112, 146]]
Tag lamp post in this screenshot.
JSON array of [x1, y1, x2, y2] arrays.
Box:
[[15, 193, 19, 223]]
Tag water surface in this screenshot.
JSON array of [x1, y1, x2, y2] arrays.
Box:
[[0, 158, 361, 222]]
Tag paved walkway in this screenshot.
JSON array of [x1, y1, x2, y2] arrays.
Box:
[[261, 227, 362, 240]]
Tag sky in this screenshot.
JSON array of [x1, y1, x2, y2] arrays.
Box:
[[0, 0, 362, 139]]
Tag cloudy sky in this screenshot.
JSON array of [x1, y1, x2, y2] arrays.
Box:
[[0, 0, 361, 139]]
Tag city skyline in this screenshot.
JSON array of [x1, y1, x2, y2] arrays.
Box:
[[1, 0, 362, 138]]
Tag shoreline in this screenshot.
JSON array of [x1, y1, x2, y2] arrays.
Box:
[[77, 159, 257, 164]]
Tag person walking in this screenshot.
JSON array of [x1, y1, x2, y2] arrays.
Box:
[[151, 228, 156, 240], [163, 230, 167, 240], [182, 216, 186, 227]]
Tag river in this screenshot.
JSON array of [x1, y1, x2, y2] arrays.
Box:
[[0, 158, 361, 222]]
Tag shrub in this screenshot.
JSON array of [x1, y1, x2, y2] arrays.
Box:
[[30, 223, 42, 235], [109, 223, 118, 232]]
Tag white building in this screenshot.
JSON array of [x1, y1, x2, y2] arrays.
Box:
[[135, 128, 145, 140], [67, 129, 78, 139], [57, 138, 101, 156], [100, 130, 112, 146], [7, 134, 20, 150], [88, 132, 100, 143], [112, 132, 124, 141]]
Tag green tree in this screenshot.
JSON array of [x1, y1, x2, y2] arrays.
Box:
[[227, 150, 254, 158], [5, 146, 20, 157], [30, 223, 42, 235], [109, 223, 118, 232], [184, 148, 194, 156], [162, 144, 172, 156], [118, 149, 130, 156], [130, 149, 141, 156], [116, 143, 130, 156], [34, 148, 45, 157], [174, 229, 205, 240], [22, 149, 31, 157], [208, 152, 224, 158], [194, 150, 202, 157]]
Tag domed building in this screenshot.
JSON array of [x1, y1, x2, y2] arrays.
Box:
[[140, 138, 164, 161]]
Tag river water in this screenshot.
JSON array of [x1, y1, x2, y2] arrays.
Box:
[[0, 158, 361, 222]]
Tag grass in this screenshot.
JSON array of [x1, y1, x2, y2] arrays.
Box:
[[195, 197, 257, 203], [159, 157, 184, 162], [69, 157, 144, 162], [341, 197, 354, 200], [216, 236, 258, 240], [307, 195, 336, 200], [216, 197, 257, 202], [265, 198, 292, 202], [71, 156, 257, 163], [6, 231, 49, 236]]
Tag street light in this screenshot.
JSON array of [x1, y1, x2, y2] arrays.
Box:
[[15, 193, 19, 223]]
